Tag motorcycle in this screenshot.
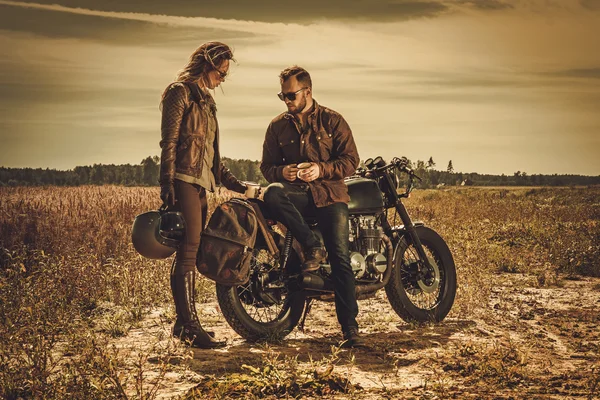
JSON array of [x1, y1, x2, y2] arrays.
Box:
[[215, 156, 457, 341]]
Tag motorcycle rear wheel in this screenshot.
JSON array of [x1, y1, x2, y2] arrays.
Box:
[[216, 242, 306, 342], [385, 226, 457, 322]]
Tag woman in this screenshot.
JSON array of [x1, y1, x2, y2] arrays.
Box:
[[159, 42, 249, 348]]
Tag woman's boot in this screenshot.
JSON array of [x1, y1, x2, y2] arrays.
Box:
[[171, 270, 226, 349]]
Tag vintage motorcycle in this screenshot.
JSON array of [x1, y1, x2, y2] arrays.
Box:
[[215, 156, 457, 341]]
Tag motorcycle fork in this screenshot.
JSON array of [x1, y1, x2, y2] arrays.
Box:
[[381, 170, 432, 274], [394, 200, 433, 274]]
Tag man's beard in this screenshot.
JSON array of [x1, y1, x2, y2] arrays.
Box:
[[287, 96, 307, 115]]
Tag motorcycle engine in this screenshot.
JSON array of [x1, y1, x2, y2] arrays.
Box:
[[349, 216, 387, 279]]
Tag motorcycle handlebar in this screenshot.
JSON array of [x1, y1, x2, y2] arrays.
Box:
[[359, 157, 421, 182], [355, 157, 421, 198]]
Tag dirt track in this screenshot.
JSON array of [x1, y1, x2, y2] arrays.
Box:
[[110, 272, 600, 399]]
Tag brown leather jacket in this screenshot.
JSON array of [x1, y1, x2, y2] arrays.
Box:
[[159, 82, 245, 193], [260, 100, 360, 207]]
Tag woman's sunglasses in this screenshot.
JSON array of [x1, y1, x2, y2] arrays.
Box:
[[277, 87, 307, 101], [216, 69, 228, 80]]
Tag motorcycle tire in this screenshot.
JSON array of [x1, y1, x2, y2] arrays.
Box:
[[216, 237, 306, 342], [385, 225, 457, 323]]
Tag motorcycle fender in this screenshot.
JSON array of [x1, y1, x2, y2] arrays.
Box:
[[390, 221, 425, 233], [389, 221, 425, 253]]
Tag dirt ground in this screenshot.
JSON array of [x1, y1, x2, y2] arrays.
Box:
[[110, 273, 600, 399]]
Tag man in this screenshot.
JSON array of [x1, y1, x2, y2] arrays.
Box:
[[260, 66, 363, 348]]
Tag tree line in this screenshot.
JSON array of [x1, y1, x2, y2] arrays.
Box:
[[397, 157, 600, 188], [0, 157, 269, 187], [0, 156, 598, 187]]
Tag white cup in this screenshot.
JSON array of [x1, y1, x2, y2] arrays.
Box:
[[244, 182, 261, 199], [296, 162, 312, 179]]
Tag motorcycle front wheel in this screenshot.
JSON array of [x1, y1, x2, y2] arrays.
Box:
[[385, 225, 457, 323], [216, 242, 306, 342]]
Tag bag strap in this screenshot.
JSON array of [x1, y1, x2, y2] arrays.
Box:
[[181, 81, 203, 104], [229, 198, 256, 211], [248, 201, 279, 257]]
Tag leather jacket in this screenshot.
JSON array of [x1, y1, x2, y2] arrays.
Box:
[[260, 100, 360, 207], [159, 82, 245, 193]]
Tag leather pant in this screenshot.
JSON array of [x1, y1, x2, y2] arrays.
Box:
[[172, 180, 208, 275], [171, 180, 207, 325]]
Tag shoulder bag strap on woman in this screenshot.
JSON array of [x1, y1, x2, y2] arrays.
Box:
[[181, 81, 202, 104]]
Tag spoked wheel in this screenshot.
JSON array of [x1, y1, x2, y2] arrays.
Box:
[[216, 246, 306, 342], [385, 226, 457, 322]]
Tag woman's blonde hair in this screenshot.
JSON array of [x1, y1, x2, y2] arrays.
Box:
[[161, 41, 234, 102]]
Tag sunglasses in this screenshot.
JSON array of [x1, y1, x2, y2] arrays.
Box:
[[215, 69, 228, 80], [277, 87, 307, 101]]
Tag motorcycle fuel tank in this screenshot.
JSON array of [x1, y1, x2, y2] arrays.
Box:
[[346, 177, 385, 214]]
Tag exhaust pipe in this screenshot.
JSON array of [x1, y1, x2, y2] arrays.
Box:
[[297, 272, 335, 292]]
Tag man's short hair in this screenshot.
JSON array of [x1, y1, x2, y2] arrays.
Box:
[[279, 66, 312, 88]]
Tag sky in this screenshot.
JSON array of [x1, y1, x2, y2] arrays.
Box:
[[0, 0, 599, 175]]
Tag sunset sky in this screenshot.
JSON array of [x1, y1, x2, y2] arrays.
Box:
[[1, 0, 599, 175]]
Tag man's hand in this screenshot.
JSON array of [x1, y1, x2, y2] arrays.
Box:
[[282, 164, 299, 182], [297, 163, 320, 183]]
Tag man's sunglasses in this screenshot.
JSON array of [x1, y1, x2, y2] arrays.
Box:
[[277, 87, 307, 101]]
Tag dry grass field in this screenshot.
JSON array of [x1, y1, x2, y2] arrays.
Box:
[[1, 185, 599, 399]]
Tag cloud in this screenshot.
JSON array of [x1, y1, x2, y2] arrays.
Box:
[[0, 0, 599, 174], [3, 0, 599, 29], [580, 0, 600, 11], [547, 67, 600, 79], [6, 0, 450, 22], [0, 5, 258, 47], [0, 0, 296, 35], [451, 0, 514, 10]]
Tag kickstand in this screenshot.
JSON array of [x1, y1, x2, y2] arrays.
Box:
[[298, 298, 313, 333]]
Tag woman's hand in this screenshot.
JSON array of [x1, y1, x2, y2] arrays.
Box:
[[160, 184, 176, 207]]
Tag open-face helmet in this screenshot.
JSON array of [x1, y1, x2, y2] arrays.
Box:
[[131, 206, 185, 259]]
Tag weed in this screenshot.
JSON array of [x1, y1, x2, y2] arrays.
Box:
[[184, 344, 360, 399], [439, 339, 530, 388], [1, 186, 598, 397], [588, 364, 600, 400]]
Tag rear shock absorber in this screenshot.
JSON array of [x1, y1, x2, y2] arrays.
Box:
[[279, 229, 294, 273]]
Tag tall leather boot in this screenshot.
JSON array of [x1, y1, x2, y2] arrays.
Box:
[[171, 270, 226, 349], [171, 274, 215, 337]]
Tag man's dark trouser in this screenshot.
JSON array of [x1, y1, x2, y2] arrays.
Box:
[[263, 182, 359, 331]]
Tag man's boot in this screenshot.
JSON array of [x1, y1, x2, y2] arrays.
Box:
[[341, 326, 365, 349], [171, 271, 226, 349], [302, 246, 327, 272]]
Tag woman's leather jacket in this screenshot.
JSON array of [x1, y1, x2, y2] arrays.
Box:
[[159, 82, 245, 193]]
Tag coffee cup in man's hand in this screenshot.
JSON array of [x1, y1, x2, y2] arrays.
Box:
[[296, 162, 312, 179]]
